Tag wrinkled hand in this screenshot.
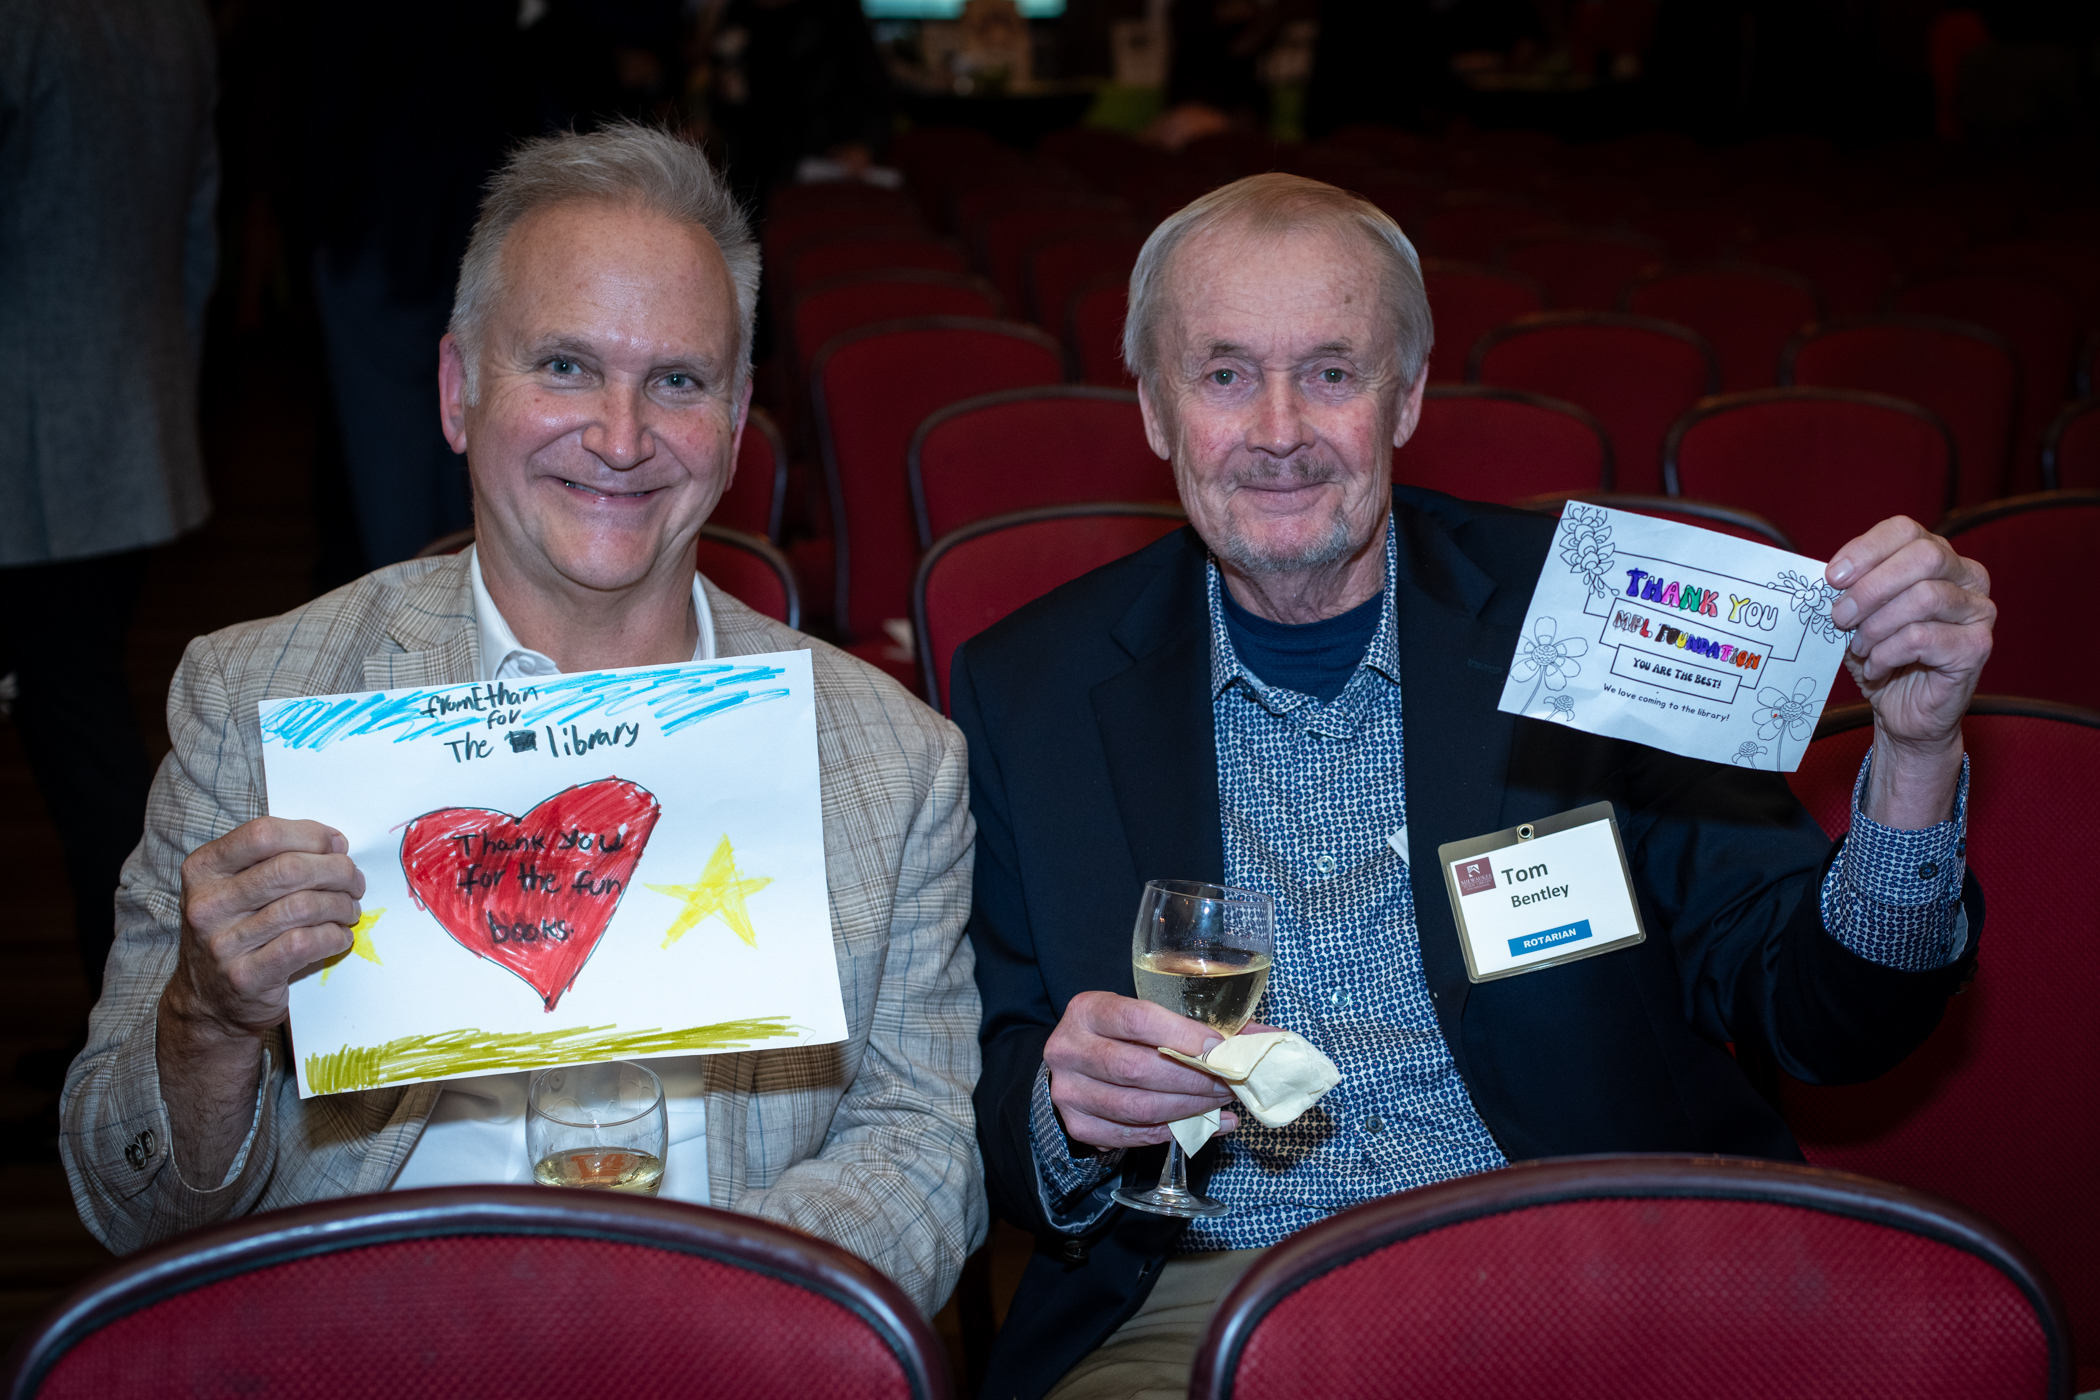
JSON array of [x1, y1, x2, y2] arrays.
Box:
[[163, 817, 366, 1039], [1827, 518, 1993, 828], [1827, 518, 1994, 745], [1045, 991, 1240, 1150]]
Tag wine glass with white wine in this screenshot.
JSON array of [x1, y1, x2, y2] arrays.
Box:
[[1111, 878, 1275, 1218]]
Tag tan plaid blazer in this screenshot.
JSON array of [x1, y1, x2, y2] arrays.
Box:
[[59, 553, 986, 1315]]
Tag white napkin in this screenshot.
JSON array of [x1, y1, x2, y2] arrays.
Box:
[[1158, 1030, 1342, 1156]]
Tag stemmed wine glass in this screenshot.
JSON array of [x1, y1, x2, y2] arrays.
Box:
[[1111, 879, 1275, 1218]]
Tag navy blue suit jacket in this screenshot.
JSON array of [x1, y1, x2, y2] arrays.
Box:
[[950, 488, 1982, 1400]]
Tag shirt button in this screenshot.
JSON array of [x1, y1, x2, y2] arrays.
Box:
[[1918, 862, 1939, 880], [1314, 853, 1337, 875], [1365, 1116, 1384, 1135]]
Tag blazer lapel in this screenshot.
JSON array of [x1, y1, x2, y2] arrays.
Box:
[[1390, 505, 1525, 1072], [362, 553, 482, 691], [1090, 534, 1224, 992]]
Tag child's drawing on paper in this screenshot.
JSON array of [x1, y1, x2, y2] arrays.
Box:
[[400, 778, 663, 1011], [261, 652, 846, 1098]]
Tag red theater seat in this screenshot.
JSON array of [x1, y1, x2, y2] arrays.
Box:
[[1626, 202, 1759, 262], [908, 386, 1172, 547], [1417, 195, 1558, 263], [1959, 237, 2100, 331], [1420, 261, 1544, 384], [1620, 265, 1821, 393], [1025, 228, 1145, 332], [787, 233, 968, 295], [1496, 229, 1664, 311], [1892, 273, 2081, 494], [1744, 230, 1899, 316], [792, 271, 1003, 385], [915, 504, 1186, 712], [696, 524, 800, 629], [812, 318, 1062, 647], [1522, 492, 1796, 549], [1783, 698, 2100, 1391], [1782, 315, 2019, 507], [1067, 276, 1133, 387], [3, 1187, 951, 1400], [1190, 1155, 2070, 1400], [976, 203, 1129, 320], [2044, 400, 2100, 490], [1937, 492, 2100, 707], [1470, 313, 1720, 495], [1396, 386, 1613, 501], [711, 406, 787, 541], [1664, 387, 1955, 561]]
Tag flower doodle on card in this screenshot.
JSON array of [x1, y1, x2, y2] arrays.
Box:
[[1557, 503, 1617, 598], [1752, 675, 1821, 769], [1766, 570, 1849, 645], [1511, 616, 1588, 704]]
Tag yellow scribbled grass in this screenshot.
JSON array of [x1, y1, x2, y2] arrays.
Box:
[[303, 1017, 798, 1095]]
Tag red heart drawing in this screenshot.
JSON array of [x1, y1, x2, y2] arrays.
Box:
[[400, 778, 662, 1011]]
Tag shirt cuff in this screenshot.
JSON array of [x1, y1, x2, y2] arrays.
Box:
[[1818, 747, 1971, 972], [1029, 1062, 1126, 1234]]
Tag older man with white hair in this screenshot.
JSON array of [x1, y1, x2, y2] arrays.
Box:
[[60, 124, 985, 1316], [954, 173, 1995, 1400]]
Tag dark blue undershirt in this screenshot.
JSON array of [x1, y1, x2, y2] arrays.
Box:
[[1218, 584, 1386, 702]]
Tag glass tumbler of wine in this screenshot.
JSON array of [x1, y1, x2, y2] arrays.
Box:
[[1111, 878, 1275, 1219], [527, 1060, 668, 1196]]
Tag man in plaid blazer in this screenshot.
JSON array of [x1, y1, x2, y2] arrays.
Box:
[[58, 124, 984, 1316]]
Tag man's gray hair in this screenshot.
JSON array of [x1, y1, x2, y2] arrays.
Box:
[[448, 121, 760, 403], [1122, 173, 1433, 390]]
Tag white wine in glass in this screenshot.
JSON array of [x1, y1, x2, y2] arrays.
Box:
[[1113, 879, 1275, 1219], [527, 1060, 668, 1197]]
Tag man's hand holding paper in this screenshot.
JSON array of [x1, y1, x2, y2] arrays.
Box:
[[1498, 505, 1994, 794], [1826, 516, 1995, 829]]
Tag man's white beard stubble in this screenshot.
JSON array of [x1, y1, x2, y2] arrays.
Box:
[[1211, 458, 1361, 578]]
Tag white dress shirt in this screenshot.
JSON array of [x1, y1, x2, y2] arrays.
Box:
[[390, 546, 717, 1202]]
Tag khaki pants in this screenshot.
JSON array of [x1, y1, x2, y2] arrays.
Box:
[[1043, 1248, 1268, 1400]]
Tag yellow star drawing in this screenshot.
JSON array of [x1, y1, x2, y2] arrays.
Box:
[[647, 836, 772, 949], [321, 908, 386, 984]]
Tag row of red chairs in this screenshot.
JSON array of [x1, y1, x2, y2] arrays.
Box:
[[752, 161, 2095, 648], [3, 1156, 2074, 1399], [787, 251, 2098, 507], [710, 360, 2094, 712], [906, 488, 2096, 719], [13, 691, 2095, 1394], [768, 306, 2095, 659]]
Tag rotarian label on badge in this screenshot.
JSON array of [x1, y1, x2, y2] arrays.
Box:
[[1456, 858, 1496, 896], [1509, 920, 1592, 958]]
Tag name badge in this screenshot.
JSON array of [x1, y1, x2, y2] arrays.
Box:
[[1438, 801, 1645, 983]]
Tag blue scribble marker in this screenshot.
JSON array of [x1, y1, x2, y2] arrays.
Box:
[[261, 661, 793, 753]]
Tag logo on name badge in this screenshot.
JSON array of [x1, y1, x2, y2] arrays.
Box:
[[1456, 858, 1496, 896]]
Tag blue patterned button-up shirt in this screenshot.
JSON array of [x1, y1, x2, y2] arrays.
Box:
[[1031, 523, 1970, 1249]]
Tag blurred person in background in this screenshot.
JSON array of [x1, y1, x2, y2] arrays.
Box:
[[304, 0, 687, 576], [302, 2, 529, 572], [0, 0, 218, 1017], [706, 0, 894, 210]]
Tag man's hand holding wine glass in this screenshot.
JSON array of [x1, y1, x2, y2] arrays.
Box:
[[1043, 991, 1244, 1150]]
